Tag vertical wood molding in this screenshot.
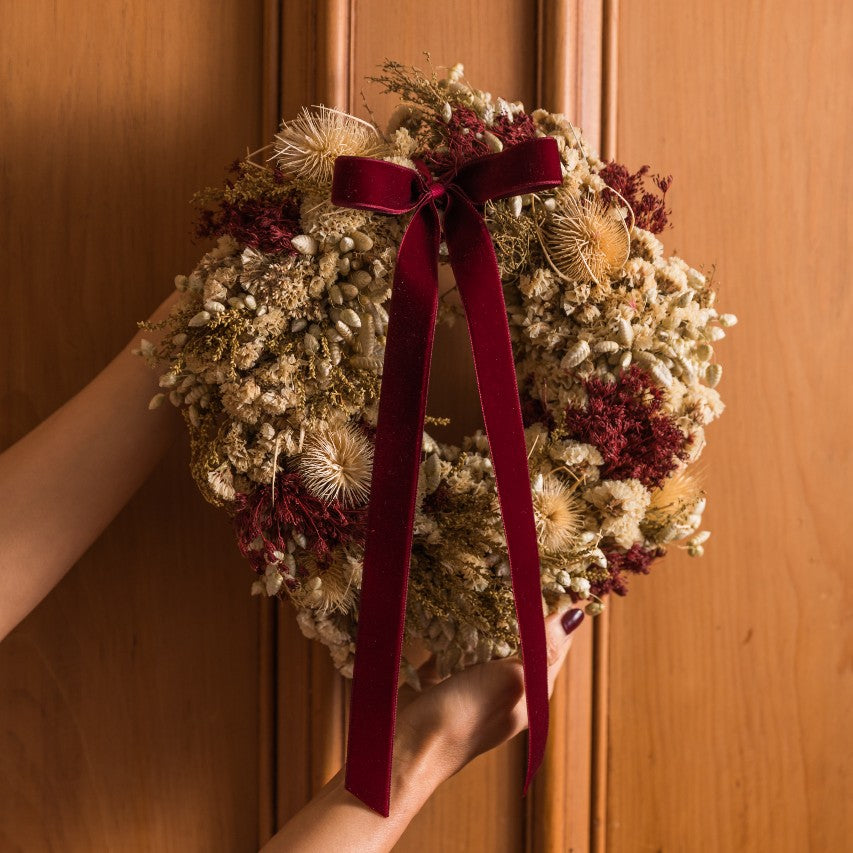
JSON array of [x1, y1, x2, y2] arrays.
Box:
[[528, 3, 605, 851], [259, 2, 282, 844], [591, 8, 617, 851]]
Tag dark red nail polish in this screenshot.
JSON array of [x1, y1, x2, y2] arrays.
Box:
[[560, 608, 584, 635]]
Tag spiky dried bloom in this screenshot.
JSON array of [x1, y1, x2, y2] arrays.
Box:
[[531, 473, 583, 552], [647, 469, 703, 519], [297, 423, 374, 506], [271, 106, 384, 186], [542, 190, 630, 284]]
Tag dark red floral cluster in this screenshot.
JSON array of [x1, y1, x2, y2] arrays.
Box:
[[589, 544, 662, 597], [564, 366, 690, 488], [519, 382, 556, 430], [194, 160, 301, 255], [423, 107, 539, 178], [232, 472, 366, 576], [599, 160, 672, 234], [490, 111, 538, 147], [422, 106, 491, 177]]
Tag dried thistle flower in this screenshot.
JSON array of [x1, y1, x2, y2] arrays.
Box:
[[297, 422, 374, 506], [271, 106, 384, 186], [540, 190, 630, 284], [531, 472, 583, 552], [647, 468, 703, 519]]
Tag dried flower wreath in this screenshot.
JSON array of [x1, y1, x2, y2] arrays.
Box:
[[137, 58, 734, 814]]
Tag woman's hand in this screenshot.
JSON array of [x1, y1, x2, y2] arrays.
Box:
[[395, 605, 585, 787], [262, 604, 583, 853]]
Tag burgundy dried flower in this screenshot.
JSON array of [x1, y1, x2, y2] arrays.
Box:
[[589, 544, 662, 597], [194, 161, 301, 255], [423, 106, 492, 177], [233, 471, 366, 575], [599, 160, 672, 234], [564, 366, 690, 488], [490, 111, 538, 147]]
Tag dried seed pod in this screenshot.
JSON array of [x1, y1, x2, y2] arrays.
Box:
[[351, 231, 374, 252], [695, 342, 713, 361], [615, 318, 634, 346], [561, 339, 591, 369], [706, 363, 723, 387], [339, 308, 361, 329], [648, 359, 674, 387], [292, 234, 318, 255], [357, 313, 375, 355], [334, 320, 353, 340], [303, 332, 320, 354], [483, 130, 503, 152]]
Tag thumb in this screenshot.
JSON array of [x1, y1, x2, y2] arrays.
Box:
[[544, 605, 584, 695]]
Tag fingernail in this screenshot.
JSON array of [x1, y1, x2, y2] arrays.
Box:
[[560, 608, 584, 635]]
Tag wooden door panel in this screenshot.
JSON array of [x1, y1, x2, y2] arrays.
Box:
[[0, 2, 265, 850], [605, 2, 852, 851]]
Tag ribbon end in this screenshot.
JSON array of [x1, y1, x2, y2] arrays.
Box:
[[344, 770, 392, 818]]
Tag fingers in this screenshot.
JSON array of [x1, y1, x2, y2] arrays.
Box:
[[544, 606, 584, 695]]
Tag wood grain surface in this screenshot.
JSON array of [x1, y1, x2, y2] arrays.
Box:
[[605, 2, 852, 851], [0, 2, 265, 850]]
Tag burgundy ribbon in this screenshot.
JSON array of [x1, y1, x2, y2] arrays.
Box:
[[331, 135, 563, 816]]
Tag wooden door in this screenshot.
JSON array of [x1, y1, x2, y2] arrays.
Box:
[[0, 2, 266, 850], [603, 1, 852, 851]]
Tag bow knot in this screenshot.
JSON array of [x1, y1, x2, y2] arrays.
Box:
[[331, 135, 563, 817]]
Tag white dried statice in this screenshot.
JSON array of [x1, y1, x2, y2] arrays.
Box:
[[585, 479, 651, 549]]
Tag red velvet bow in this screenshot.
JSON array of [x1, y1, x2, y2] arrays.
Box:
[[331, 135, 563, 816]]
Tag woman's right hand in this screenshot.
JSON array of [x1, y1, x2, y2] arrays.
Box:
[[394, 606, 585, 787]]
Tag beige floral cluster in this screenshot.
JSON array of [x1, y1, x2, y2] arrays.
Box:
[[137, 59, 733, 680]]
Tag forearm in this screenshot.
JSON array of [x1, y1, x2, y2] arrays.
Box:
[[260, 724, 449, 853], [0, 290, 182, 641]]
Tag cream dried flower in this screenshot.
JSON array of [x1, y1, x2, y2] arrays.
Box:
[[297, 422, 374, 506], [531, 472, 583, 553], [271, 106, 384, 186], [540, 190, 630, 284]]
